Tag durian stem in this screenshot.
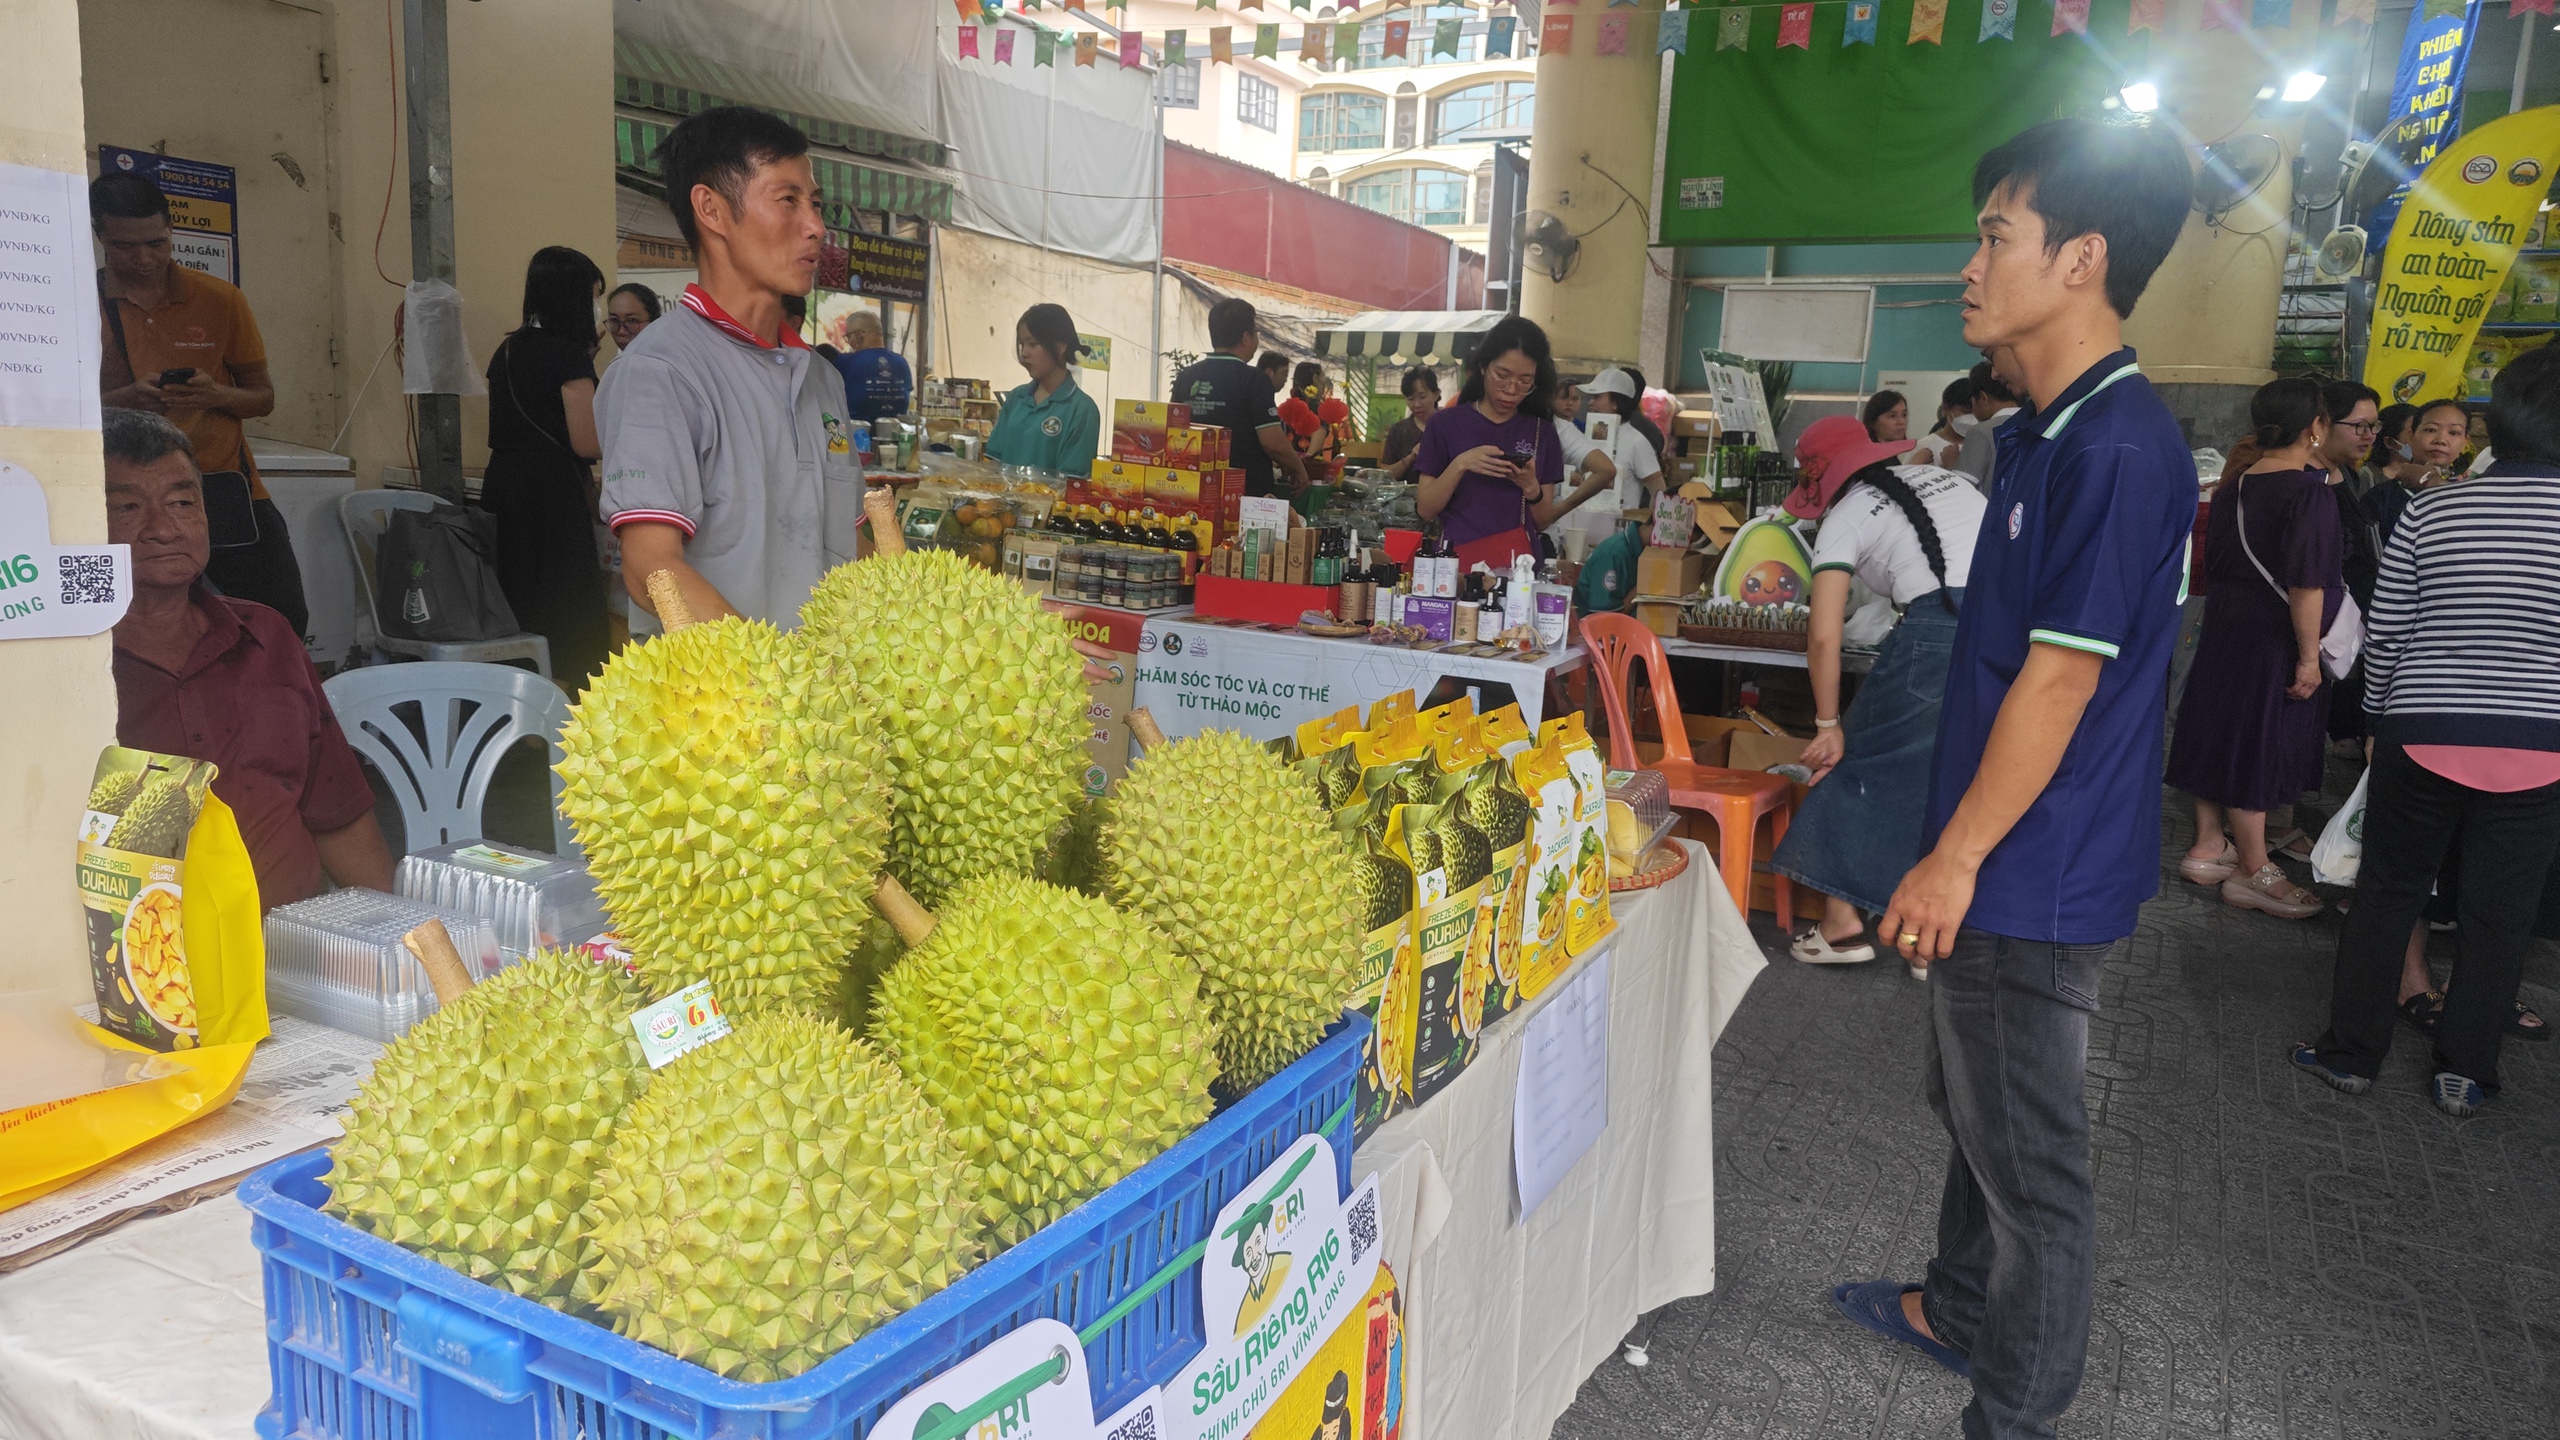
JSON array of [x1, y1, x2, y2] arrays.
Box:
[[873, 873, 938, 947], [402, 920, 477, 1003], [1128, 708, 1167, 751], [863, 487, 907, 557], [645, 570, 698, 632]]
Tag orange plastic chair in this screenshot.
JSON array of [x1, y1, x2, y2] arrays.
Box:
[[1580, 612, 1795, 920]]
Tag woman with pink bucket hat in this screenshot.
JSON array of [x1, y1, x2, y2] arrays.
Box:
[[1769, 415, 1987, 976]]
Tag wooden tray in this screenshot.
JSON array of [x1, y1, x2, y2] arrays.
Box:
[[1608, 841, 1692, 892], [1677, 623, 1809, 653]]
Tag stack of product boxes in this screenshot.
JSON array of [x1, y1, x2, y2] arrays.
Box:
[[1073, 401, 1243, 548]]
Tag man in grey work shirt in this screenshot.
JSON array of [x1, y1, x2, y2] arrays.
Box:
[[600, 106, 862, 629], [1951, 350, 2023, 490]]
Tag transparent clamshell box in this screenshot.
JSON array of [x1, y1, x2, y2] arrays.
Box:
[[263, 889, 504, 1042]]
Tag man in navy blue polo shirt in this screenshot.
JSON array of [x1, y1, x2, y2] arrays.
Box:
[[1829, 119, 2195, 1440]]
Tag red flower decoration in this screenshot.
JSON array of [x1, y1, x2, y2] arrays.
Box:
[[1316, 397, 1349, 425], [1279, 397, 1320, 437]]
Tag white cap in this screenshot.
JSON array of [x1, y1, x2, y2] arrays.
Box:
[[1578, 367, 1638, 400]]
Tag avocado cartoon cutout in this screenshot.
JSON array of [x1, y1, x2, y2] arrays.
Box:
[[1708, 514, 1814, 606]]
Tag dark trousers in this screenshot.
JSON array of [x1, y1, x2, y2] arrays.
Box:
[[2315, 741, 2560, 1090], [479, 451, 609, 695], [1921, 927, 2111, 1440], [203, 497, 309, 638]]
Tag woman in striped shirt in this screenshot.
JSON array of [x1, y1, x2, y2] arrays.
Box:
[[2295, 344, 2560, 1118]]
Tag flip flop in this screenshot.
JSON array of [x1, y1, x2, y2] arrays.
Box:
[[2397, 989, 2443, 1035], [1829, 1280, 1970, 1378], [2513, 1002, 2550, 1042]]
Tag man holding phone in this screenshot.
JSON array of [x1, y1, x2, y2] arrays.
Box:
[[92, 172, 305, 636]]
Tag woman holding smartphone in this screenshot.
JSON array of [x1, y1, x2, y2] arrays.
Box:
[[1409, 316, 1612, 568]]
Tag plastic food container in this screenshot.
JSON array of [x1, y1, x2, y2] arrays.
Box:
[[393, 841, 607, 962], [262, 889, 504, 1042]]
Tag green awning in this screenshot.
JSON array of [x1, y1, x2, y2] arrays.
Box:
[[614, 35, 945, 169], [615, 115, 953, 226]]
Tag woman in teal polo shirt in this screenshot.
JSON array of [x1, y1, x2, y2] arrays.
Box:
[[986, 303, 1101, 475]]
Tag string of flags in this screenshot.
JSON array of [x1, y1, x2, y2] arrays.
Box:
[[948, 0, 2373, 69]]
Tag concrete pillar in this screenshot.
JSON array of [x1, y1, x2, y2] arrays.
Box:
[[0, 0, 123, 1004], [2118, 25, 2308, 447], [1521, 0, 1665, 372]]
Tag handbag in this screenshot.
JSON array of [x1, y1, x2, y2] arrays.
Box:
[[2235, 471, 2363, 681], [374, 503, 521, 643]]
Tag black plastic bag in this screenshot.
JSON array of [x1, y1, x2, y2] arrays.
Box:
[[375, 505, 520, 643]]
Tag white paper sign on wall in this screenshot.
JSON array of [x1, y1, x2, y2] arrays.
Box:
[[1164, 1135, 1383, 1440], [0, 461, 129, 638]]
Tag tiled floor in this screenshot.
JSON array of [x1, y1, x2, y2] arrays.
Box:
[[1552, 785, 2560, 1439]]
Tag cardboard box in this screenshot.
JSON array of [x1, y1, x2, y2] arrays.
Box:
[[1727, 728, 1809, 774], [1633, 600, 1685, 638], [1088, 460, 1148, 507], [1635, 545, 1707, 597], [1148, 465, 1206, 506], [1672, 409, 1719, 440], [1111, 399, 1191, 461], [1060, 604, 1146, 794]]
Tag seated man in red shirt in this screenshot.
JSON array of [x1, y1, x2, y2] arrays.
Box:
[[105, 408, 394, 907]]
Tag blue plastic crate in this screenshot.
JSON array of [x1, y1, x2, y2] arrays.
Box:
[[241, 1014, 1366, 1440]]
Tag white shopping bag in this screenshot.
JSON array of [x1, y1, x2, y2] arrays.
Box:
[[2311, 768, 2368, 887]]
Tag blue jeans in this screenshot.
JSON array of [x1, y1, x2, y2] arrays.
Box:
[[1920, 927, 2111, 1440]]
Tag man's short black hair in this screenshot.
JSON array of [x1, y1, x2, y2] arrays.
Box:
[[2487, 342, 2560, 465], [1973, 119, 2191, 319], [1941, 376, 1977, 411], [1969, 359, 2018, 405], [655, 105, 812, 250], [1209, 298, 1260, 352], [90, 173, 170, 226], [102, 407, 195, 468], [1400, 365, 1439, 398]]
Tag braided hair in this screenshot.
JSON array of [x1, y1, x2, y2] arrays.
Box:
[[1839, 461, 1956, 613]]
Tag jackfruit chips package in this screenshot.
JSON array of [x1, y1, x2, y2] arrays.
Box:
[[1384, 798, 1488, 1105], [76, 748, 267, 1051], [1539, 713, 1618, 956], [1448, 736, 1534, 1032], [1339, 800, 1415, 1141], [1511, 743, 1582, 1000], [1476, 702, 1534, 760]]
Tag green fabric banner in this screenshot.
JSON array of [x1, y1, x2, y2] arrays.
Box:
[[1659, 0, 2135, 245]]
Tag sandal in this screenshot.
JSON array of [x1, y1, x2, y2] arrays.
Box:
[[2513, 1001, 2550, 1042], [2397, 989, 2443, 1035], [2270, 828, 2314, 863], [2222, 863, 2324, 919], [1791, 927, 1877, 965], [2179, 839, 2240, 886]]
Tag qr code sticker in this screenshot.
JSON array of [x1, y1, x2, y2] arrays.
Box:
[[1346, 1188, 1378, 1262], [1105, 1404, 1160, 1440], [59, 553, 116, 606]]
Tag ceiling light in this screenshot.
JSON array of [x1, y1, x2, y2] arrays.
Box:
[[2121, 81, 2160, 112], [2282, 71, 2327, 102]]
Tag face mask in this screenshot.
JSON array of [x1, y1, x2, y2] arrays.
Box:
[[1951, 413, 1980, 435]]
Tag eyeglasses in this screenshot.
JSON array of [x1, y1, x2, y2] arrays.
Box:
[[2340, 420, 2381, 433]]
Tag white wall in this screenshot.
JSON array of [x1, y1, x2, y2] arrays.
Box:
[[931, 225, 1193, 409]]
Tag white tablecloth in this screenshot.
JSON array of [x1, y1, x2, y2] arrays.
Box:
[[0, 843, 1761, 1440], [1352, 838, 1764, 1440], [1136, 615, 1590, 743]]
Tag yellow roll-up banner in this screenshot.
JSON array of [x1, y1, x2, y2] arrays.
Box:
[[2364, 105, 2560, 405]]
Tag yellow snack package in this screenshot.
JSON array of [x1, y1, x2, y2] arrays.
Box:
[[1476, 702, 1534, 759], [1339, 801, 1415, 1140], [1510, 743, 1580, 999], [1448, 732, 1534, 1032], [1538, 713, 1618, 956], [76, 748, 267, 1052], [1384, 799, 1486, 1104], [0, 1026, 255, 1214], [1413, 694, 1475, 751], [1352, 719, 1429, 806], [1363, 689, 1416, 733], [1296, 707, 1367, 810]]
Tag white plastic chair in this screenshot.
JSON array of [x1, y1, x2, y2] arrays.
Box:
[[323, 661, 579, 856], [339, 488, 553, 676]]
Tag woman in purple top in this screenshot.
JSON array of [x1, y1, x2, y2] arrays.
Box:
[[1411, 316, 1612, 569]]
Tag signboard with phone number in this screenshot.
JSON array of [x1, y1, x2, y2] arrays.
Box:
[[98, 146, 238, 285]]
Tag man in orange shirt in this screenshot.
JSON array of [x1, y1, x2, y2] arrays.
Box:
[[92, 172, 307, 636]]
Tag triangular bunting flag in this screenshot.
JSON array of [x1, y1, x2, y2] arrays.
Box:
[[1611, 0, 1640, 6], [1598, 14, 1630, 51], [1196, 0, 1214, 7], [1384, 18, 1409, 54], [1778, 2, 1813, 46], [1979, 0, 2016, 38], [1075, 30, 1097, 63], [2200, 0, 2241, 26], [953, 0, 981, 19], [2251, 0, 2290, 24], [1302, 21, 1327, 61], [1036, 27, 1058, 62], [1338, 19, 1363, 55], [1212, 25, 1234, 60], [2423, 0, 2464, 17], [2052, 0, 2089, 33], [1543, 11, 1576, 51], [1254, 22, 1280, 57], [996, 27, 1016, 62], [1717, 6, 1751, 48], [2333, 0, 2376, 21], [1118, 28, 1142, 64], [1165, 29, 1186, 63], [1065, 0, 1084, 9], [959, 23, 981, 56], [1844, 0, 1878, 43], [2130, 0, 2165, 30], [1658, 8, 1691, 51], [1487, 15, 1517, 54], [1910, 0, 1946, 41], [1435, 16, 1464, 54]]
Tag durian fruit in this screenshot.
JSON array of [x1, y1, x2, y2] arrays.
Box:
[[557, 573, 889, 1012], [581, 1010, 982, 1382], [795, 503, 1088, 905], [106, 773, 196, 856], [86, 767, 146, 818], [1101, 712, 1362, 1091], [1036, 795, 1108, 897], [327, 953, 650, 1304], [867, 872, 1219, 1247]]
